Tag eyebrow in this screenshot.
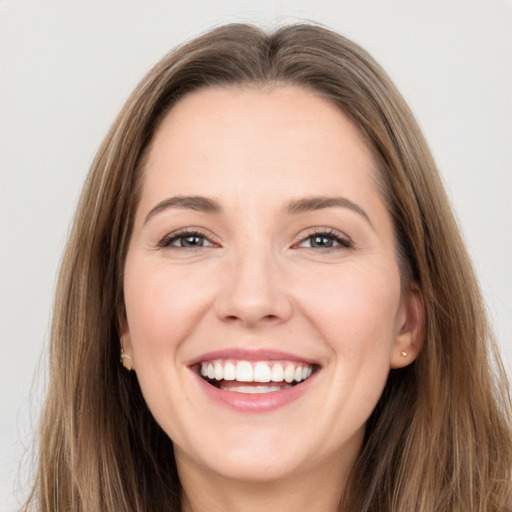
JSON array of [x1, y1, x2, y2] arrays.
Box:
[[284, 196, 373, 227], [144, 195, 222, 224], [144, 194, 372, 228]]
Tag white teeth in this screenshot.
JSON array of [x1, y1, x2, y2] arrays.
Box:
[[236, 361, 253, 382], [223, 361, 236, 381], [220, 384, 290, 394], [214, 361, 223, 381], [271, 363, 284, 382], [198, 359, 314, 386], [284, 364, 295, 383], [253, 362, 271, 382]]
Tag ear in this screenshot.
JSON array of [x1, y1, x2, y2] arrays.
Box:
[[119, 316, 135, 371], [390, 283, 424, 369]]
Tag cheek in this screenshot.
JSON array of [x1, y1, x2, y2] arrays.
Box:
[[296, 262, 402, 358], [123, 260, 214, 359]]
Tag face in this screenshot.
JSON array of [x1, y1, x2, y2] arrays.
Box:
[[121, 85, 422, 486]]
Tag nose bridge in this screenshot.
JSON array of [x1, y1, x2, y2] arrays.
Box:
[[215, 242, 292, 327]]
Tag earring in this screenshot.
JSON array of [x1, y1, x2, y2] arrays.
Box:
[[400, 351, 408, 358], [120, 349, 133, 371]]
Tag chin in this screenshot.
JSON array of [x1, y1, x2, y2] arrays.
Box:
[[199, 452, 306, 484], [173, 426, 314, 485]]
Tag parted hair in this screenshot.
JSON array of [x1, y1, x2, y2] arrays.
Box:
[[25, 23, 511, 511]]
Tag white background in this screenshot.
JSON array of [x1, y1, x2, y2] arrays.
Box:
[[1, 1, 511, 510]]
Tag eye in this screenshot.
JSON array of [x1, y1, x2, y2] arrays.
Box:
[[296, 230, 352, 250], [159, 230, 215, 249]]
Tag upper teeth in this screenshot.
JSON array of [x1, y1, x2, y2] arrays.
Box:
[[200, 360, 313, 384]]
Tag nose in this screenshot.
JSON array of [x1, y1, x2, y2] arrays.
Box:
[[214, 249, 293, 329]]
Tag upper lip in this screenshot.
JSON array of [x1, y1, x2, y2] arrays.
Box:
[[186, 348, 319, 367]]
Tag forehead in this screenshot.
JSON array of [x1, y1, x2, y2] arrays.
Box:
[[142, 85, 380, 204]]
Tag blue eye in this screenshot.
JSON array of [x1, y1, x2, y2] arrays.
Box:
[[298, 231, 351, 249], [160, 231, 213, 248]]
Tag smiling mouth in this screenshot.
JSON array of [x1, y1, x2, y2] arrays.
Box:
[[197, 360, 316, 394]]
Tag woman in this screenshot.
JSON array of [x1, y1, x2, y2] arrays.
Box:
[[25, 23, 511, 511]]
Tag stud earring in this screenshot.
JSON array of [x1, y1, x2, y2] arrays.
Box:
[[120, 349, 133, 371], [400, 351, 408, 358]]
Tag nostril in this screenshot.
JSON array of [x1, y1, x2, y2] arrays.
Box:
[[223, 313, 282, 327], [214, 266, 294, 326]]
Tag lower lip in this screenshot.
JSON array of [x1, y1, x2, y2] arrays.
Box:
[[193, 371, 318, 413]]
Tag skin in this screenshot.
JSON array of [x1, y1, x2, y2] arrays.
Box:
[[121, 85, 423, 512]]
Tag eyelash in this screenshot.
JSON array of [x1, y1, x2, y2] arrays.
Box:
[[158, 228, 352, 251], [293, 228, 352, 251], [158, 229, 216, 249]]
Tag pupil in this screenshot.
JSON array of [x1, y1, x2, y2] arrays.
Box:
[[312, 236, 333, 248], [182, 235, 203, 247]]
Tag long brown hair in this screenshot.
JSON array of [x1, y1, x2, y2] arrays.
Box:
[[26, 23, 511, 511]]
